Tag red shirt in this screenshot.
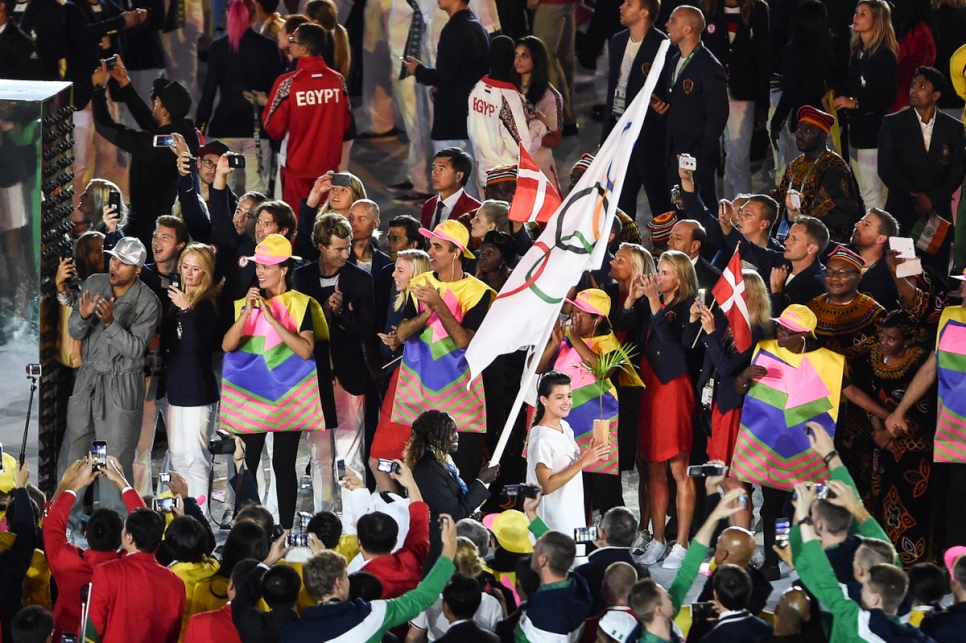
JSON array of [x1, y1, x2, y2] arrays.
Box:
[[43, 488, 145, 642], [262, 55, 351, 178], [361, 501, 431, 599], [184, 604, 241, 643]]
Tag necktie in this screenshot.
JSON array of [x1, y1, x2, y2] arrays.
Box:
[[432, 200, 445, 228], [399, 0, 425, 80]]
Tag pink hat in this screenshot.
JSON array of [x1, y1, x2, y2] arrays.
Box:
[[944, 546, 966, 577], [565, 288, 611, 318]]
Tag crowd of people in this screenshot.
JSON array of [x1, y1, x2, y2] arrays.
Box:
[[3, 0, 966, 639]]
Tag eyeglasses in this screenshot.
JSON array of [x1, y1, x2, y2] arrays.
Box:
[[199, 158, 217, 169], [288, 36, 301, 46], [826, 269, 859, 279]]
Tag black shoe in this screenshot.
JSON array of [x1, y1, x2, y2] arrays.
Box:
[[390, 180, 414, 190], [591, 104, 605, 122], [562, 122, 580, 137], [394, 191, 432, 202], [357, 127, 400, 139]]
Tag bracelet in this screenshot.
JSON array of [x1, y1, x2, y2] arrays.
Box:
[[823, 450, 839, 466]]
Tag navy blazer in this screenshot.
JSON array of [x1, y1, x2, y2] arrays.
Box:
[[844, 47, 897, 149], [660, 44, 729, 162], [701, 0, 770, 104], [700, 611, 773, 642], [574, 547, 650, 615], [613, 296, 694, 384], [684, 311, 766, 414], [921, 602, 966, 643], [0, 19, 41, 80], [601, 26, 668, 144], [878, 107, 966, 232]]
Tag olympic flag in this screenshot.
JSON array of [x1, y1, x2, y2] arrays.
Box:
[[466, 39, 670, 464]]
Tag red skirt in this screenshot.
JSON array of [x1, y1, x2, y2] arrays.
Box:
[[638, 358, 693, 463], [370, 369, 413, 460], [709, 402, 742, 465]]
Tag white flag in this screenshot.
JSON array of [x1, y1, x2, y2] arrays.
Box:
[[466, 39, 670, 383]]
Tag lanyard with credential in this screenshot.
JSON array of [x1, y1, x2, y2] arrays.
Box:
[[670, 44, 700, 90], [253, 100, 264, 176]]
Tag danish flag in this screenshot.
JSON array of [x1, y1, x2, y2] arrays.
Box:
[[508, 144, 562, 224], [712, 245, 753, 353]]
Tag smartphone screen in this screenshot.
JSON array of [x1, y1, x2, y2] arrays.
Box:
[[90, 441, 107, 469], [153, 134, 176, 147], [336, 459, 346, 480], [775, 517, 791, 548]]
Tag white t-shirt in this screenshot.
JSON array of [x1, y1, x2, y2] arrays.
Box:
[[410, 592, 503, 640], [613, 37, 643, 115], [526, 420, 585, 534]]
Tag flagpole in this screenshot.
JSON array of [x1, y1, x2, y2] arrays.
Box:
[[487, 312, 558, 467], [690, 300, 717, 349]]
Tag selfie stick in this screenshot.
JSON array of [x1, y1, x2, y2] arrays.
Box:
[[20, 364, 40, 466]]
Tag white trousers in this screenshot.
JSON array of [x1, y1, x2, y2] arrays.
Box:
[[309, 380, 365, 529], [392, 75, 433, 193], [166, 403, 216, 503], [723, 93, 755, 199], [221, 137, 273, 195], [850, 146, 886, 210]]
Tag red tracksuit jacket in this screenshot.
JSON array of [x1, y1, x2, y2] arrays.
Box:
[[184, 603, 241, 643], [262, 55, 351, 178], [362, 500, 431, 599]]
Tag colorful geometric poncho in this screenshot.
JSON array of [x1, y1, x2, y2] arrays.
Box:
[[390, 272, 495, 433], [731, 340, 845, 490], [220, 290, 330, 434], [551, 332, 639, 475], [934, 306, 966, 463]]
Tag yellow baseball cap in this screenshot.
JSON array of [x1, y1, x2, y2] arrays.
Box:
[[566, 288, 611, 318], [241, 233, 300, 266], [419, 220, 475, 259], [772, 304, 817, 337]]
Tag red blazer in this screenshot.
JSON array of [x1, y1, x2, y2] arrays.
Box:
[[361, 500, 431, 599], [184, 604, 241, 643], [44, 488, 145, 642], [420, 190, 481, 229], [88, 551, 186, 643]]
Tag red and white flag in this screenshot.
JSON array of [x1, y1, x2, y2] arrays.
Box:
[[712, 245, 753, 353], [508, 144, 562, 224]]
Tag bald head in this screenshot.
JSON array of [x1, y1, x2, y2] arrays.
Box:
[[774, 588, 811, 636], [666, 5, 705, 46], [602, 561, 638, 608], [714, 527, 756, 568]]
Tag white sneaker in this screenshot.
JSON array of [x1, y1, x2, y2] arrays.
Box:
[[661, 543, 688, 570], [640, 539, 667, 565], [631, 530, 653, 554]]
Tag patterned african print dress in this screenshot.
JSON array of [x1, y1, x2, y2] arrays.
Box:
[[849, 343, 938, 565]]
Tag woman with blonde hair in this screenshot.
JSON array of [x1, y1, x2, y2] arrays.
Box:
[[308, 171, 367, 218], [683, 269, 771, 528], [74, 178, 127, 239], [614, 250, 698, 569], [160, 244, 221, 504], [832, 0, 898, 209]]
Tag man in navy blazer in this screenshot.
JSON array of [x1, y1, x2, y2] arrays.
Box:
[[602, 0, 670, 219], [652, 5, 728, 205], [574, 507, 650, 615], [878, 66, 966, 277], [294, 213, 374, 509]]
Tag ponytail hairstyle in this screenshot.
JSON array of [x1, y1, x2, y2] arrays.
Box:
[[227, 0, 251, 53], [306, 0, 351, 76], [532, 370, 571, 427]]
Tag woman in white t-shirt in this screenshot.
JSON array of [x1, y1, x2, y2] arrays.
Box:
[[526, 371, 608, 534]]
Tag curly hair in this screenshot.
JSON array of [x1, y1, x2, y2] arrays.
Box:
[[404, 410, 457, 470], [454, 536, 485, 577]]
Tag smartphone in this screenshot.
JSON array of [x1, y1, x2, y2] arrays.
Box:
[[153, 134, 176, 148], [108, 190, 121, 213], [61, 635, 79, 643], [775, 517, 791, 549], [790, 192, 801, 210], [377, 458, 400, 474], [286, 533, 310, 547], [153, 497, 178, 513], [227, 153, 246, 169], [103, 57, 116, 71], [804, 424, 814, 437], [504, 484, 539, 499], [687, 463, 725, 478], [574, 526, 597, 544], [168, 272, 181, 291], [159, 472, 171, 484], [90, 440, 107, 471], [331, 173, 353, 187], [697, 288, 707, 310], [678, 154, 696, 171], [336, 459, 346, 481], [737, 494, 749, 509], [298, 512, 312, 530], [691, 602, 717, 621], [0, 442, 4, 473], [814, 482, 830, 500]]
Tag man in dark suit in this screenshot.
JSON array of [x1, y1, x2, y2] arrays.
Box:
[[921, 553, 966, 643], [575, 507, 650, 615], [295, 212, 374, 510], [651, 5, 728, 205], [603, 0, 670, 219], [436, 574, 500, 643], [420, 148, 481, 229], [666, 219, 721, 291], [878, 65, 966, 278], [403, 0, 489, 154], [348, 199, 392, 276], [0, 0, 41, 79]]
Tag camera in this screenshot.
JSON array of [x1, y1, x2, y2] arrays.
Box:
[[207, 432, 236, 455], [90, 440, 107, 471], [227, 153, 246, 169], [775, 517, 791, 549], [504, 484, 539, 499], [286, 533, 310, 547], [103, 57, 116, 71], [686, 463, 725, 478], [26, 363, 41, 378], [159, 472, 171, 484], [573, 526, 596, 544], [377, 459, 400, 474], [330, 173, 353, 187], [153, 497, 177, 513]]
